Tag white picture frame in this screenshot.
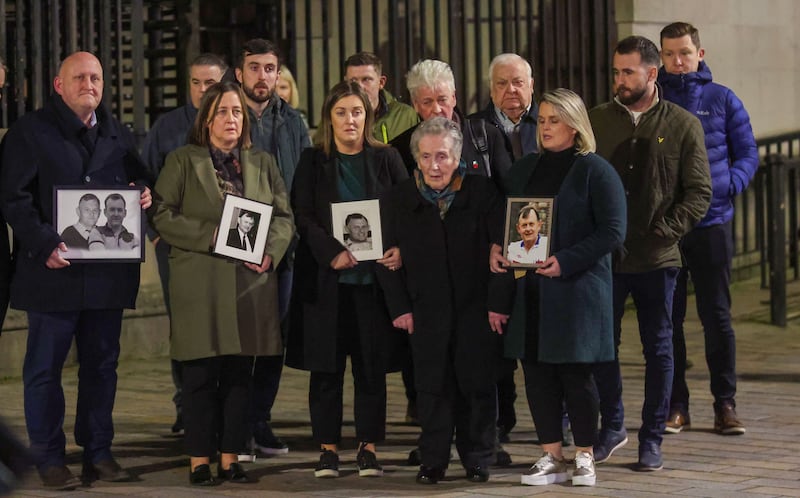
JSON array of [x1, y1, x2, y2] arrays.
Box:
[[53, 186, 145, 262], [212, 194, 273, 265], [330, 199, 383, 261]]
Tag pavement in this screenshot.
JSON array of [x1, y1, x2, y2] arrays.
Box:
[[1, 275, 800, 497]]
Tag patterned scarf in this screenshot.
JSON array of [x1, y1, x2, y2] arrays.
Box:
[[414, 160, 467, 219], [209, 146, 243, 196]]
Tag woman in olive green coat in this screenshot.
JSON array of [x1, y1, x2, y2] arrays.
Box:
[[153, 81, 294, 486]]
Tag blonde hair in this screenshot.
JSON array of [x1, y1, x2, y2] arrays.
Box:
[[278, 66, 300, 109], [537, 88, 595, 155]]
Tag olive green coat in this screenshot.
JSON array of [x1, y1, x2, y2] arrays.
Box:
[[153, 145, 295, 361]]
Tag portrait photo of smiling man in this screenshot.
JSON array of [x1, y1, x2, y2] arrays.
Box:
[[506, 202, 549, 265], [344, 213, 373, 252]]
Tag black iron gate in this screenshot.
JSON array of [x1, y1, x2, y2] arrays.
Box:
[[1, 0, 617, 140]]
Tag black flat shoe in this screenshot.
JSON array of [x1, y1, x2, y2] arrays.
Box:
[[189, 464, 217, 486], [217, 462, 251, 483], [465, 466, 490, 482], [416, 465, 445, 484]]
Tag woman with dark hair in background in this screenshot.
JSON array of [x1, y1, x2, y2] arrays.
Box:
[[286, 80, 407, 478]]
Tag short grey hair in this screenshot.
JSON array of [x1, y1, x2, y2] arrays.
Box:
[[488, 53, 533, 83], [410, 116, 463, 162], [406, 59, 456, 102]]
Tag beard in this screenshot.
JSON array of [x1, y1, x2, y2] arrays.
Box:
[[615, 84, 647, 106], [242, 82, 272, 104]]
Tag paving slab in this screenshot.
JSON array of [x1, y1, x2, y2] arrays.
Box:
[[2, 276, 799, 497]]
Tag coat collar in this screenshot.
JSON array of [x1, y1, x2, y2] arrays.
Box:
[[184, 145, 224, 207], [241, 149, 265, 201], [181, 145, 268, 207], [49, 95, 121, 175]]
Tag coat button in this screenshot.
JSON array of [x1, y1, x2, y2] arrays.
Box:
[[84, 175, 91, 183]]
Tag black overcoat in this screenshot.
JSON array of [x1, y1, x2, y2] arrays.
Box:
[[379, 175, 507, 394], [0, 95, 152, 312], [285, 145, 408, 379]]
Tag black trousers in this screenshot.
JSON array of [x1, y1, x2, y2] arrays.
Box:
[[522, 359, 598, 448], [672, 221, 737, 411], [417, 355, 497, 470], [182, 355, 253, 457], [309, 285, 386, 444]]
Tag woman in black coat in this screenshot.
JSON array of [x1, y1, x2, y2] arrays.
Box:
[[381, 117, 508, 484], [285, 81, 407, 479]]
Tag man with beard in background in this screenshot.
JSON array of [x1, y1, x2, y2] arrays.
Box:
[[235, 38, 311, 460]]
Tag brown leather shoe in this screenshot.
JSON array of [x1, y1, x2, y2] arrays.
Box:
[[39, 465, 81, 490], [714, 403, 746, 435], [664, 410, 691, 434], [81, 458, 133, 482]]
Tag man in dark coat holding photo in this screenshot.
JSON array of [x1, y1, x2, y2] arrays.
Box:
[[0, 51, 153, 490]]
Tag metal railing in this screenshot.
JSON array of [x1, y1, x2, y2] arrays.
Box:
[[752, 132, 800, 325]]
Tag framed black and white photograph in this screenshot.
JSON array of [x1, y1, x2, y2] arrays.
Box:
[[212, 194, 273, 265], [503, 196, 555, 268], [330, 199, 383, 261], [54, 186, 145, 262]]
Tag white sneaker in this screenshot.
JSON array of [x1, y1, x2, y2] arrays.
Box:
[[521, 452, 568, 486], [572, 451, 596, 486], [237, 437, 257, 463]]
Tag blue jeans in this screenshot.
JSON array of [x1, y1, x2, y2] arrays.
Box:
[[24, 309, 123, 469], [594, 268, 678, 446], [671, 221, 736, 411]]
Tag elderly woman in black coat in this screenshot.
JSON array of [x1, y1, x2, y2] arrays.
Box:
[[381, 117, 508, 484]]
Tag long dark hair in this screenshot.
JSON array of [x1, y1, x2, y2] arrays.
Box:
[[188, 81, 252, 149], [315, 80, 384, 157]]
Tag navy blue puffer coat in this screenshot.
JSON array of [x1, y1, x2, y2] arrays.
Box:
[[658, 61, 758, 227]]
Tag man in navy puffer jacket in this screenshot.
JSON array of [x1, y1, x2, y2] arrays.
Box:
[[658, 22, 758, 436]]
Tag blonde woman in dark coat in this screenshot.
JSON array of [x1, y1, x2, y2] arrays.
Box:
[[492, 89, 626, 487]]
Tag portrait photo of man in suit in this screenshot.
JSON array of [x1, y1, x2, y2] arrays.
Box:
[[227, 209, 258, 251]]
